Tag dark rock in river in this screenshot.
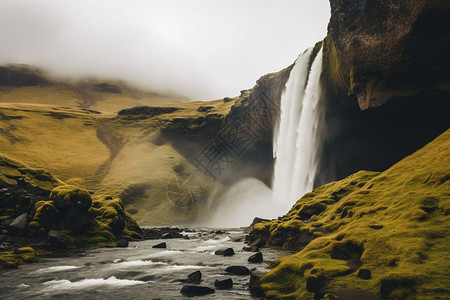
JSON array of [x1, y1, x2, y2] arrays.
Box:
[[249, 271, 266, 297], [214, 277, 233, 290], [248, 252, 263, 263], [7, 213, 28, 235], [152, 242, 166, 248], [225, 265, 251, 276], [180, 285, 215, 296], [141, 227, 185, 240], [215, 248, 234, 256], [116, 239, 129, 248], [242, 245, 259, 252], [47, 230, 70, 249], [187, 270, 202, 283]]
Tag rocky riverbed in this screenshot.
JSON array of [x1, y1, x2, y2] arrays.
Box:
[[0, 227, 289, 299]]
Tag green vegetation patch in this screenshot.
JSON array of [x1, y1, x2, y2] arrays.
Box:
[[250, 129, 450, 299]]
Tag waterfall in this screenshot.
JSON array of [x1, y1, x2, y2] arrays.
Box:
[[202, 47, 324, 227], [272, 47, 324, 204]]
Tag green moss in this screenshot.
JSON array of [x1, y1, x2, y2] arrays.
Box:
[[253, 129, 450, 299], [0, 247, 36, 269], [322, 36, 350, 97], [49, 185, 92, 211]]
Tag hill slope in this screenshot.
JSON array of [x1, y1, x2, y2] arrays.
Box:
[[249, 129, 450, 299]]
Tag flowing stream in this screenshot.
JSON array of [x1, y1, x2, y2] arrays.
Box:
[[0, 228, 287, 299]]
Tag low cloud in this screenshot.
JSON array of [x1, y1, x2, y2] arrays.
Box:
[[0, 0, 330, 100]]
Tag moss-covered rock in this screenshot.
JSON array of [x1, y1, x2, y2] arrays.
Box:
[[0, 247, 36, 269], [0, 156, 142, 267], [248, 129, 450, 299]]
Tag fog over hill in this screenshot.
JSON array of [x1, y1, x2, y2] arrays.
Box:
[[0, 0, 330, 100]]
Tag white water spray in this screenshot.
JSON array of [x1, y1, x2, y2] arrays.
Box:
[[204, 47, 324, 227]]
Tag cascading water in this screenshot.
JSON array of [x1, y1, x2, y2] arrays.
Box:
[[272, 47, 324, 204], [204, 46, 324, 227]]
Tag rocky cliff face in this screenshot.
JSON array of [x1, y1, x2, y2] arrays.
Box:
[[162, 65, 293, 186], [324, 0, 450, 109], [317, 0, 450, 185]]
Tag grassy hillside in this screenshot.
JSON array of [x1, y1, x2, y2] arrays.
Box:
[[249, 129, 450, 299], [0, 71, 237, 224]]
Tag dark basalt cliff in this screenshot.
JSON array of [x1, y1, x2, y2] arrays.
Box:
[[324, 0, 450, 109], [161, 65, 294, 186], [317, 0, 450, 185]]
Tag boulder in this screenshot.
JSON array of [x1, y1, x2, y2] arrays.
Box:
[[47, 230, 70, 249], [249, 271, 266, 297], [249, 237, 265, 248], [214, 277, 233, 290], [215, 248, 234, 256], [116, 239, 129, 248], [152, 242, 166, 248], [187, 270, 202, 283], [225, 265, 250, 276], [243, 245, 259, 252], [7, 213, 28, 235], [248, 252, 263, 263], [180, 285, 215, 296], [49, 185, 92, 213]]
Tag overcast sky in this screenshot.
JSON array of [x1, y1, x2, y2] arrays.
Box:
[[0, 0, 330, 100]]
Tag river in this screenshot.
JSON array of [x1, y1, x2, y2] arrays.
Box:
[[0, 228, 287, 299]]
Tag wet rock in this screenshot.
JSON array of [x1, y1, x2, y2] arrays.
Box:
[[141, 227, 185, 240], [357, 268, 372, 280], [7, 213, 28, 235], [152, 242, 166, 248], [249, 271, 266, 297], [47, 230, 70, 249], [162, 232, 183, 239], [116, 239, 129, 248], [225, 265, 250, 275], [214, 277, 233, 289], [249, 237, 266, 248], [215, 248, 235, 256], [248, 252, 263, 263], [187, 270, 202, 283], [180, 285, 215, 296], [243, 245, 259, 252]]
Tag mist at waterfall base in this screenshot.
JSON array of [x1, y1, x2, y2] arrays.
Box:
[[204, 48, 324, 227]]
